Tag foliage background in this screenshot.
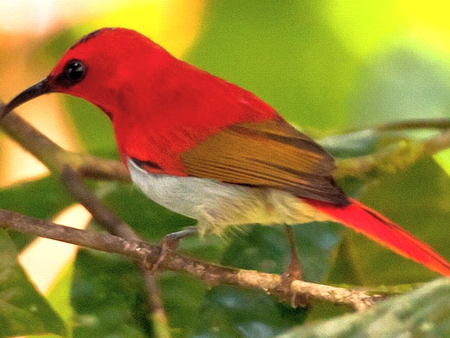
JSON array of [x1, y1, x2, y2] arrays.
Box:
[[1, 0, 450, 337]]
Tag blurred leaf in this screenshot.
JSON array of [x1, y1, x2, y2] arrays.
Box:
[[221, 224, 339, 282], [27, 265, 75, 338], [71, 249, 209, 338], [0, 230, 67, 337], [46, 264, 74, 327], [193, 286, 307, 338], [72, 249, 151, 338], [189, 223, 340, 336], [275, 278, 450, 338], [433, 148, 450, 177], [159, 273, 208, 337], [0, 176, 73, 219], [0, 176, 74, 250], [325, 235, 364, 286], [324, 0, 399, 58]]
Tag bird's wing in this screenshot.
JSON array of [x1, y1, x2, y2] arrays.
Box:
[[180, 118, 348, 205]]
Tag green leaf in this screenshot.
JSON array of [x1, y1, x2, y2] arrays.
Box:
[[221, 224, 339, 282], [71, 249, 151, 338], [0, 176, 74, 250], [0, 230, 67, 337], [27, 265, 75, 338], [187, 224, 340, 336], [193, 286, 307, 338], [275, 278, 450, 338], [0, 176, 73, 220], [433, 148, 450, 177], [71, 249, 208, 338], [159, 273, 208, 337]]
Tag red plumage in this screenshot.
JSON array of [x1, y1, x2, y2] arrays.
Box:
[[307, 198, 450, 275]]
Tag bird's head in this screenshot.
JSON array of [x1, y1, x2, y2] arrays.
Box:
[[1, 27, 173, 120]]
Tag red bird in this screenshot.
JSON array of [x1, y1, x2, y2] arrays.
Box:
[[2, 27, 450, 276]]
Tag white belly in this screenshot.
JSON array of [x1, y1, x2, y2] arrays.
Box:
[[127, 158, 330, 236]]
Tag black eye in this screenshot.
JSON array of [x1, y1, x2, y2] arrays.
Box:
[[62, 59, 86, 85]]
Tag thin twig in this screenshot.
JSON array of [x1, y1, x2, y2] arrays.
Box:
[[0, 106, 129, 181], [374, 118, 450, 132], [329, 118, 450, 134], [331, 118, 450, 178], [0, 208, 382, 311], [334, 140, 424, 179], [61, 166, 137, 239]]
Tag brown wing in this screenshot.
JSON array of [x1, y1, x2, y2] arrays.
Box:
[[180, 118, 349, 205]]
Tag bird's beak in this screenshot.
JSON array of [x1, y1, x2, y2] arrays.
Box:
[[1, 78, 52, 119]]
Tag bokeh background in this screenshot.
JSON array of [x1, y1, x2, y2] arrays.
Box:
[[1, 1, 450, 337]]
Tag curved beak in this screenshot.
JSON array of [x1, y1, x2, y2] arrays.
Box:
[[1, 78, 52, 119]]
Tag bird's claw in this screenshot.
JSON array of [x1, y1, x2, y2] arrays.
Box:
[[150, 226, 198, 272]]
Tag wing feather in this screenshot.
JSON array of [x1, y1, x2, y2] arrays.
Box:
[[181, 119, 349, 205]]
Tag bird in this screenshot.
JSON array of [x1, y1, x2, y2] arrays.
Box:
[[2, 27, 450, 276]]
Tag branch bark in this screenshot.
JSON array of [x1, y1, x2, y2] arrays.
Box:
[[0, 208, 382, 311], [0, 109, 129, 181]]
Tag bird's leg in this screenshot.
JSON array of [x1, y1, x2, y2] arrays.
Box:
[[280, 225, 310, 307], [151, 226, 198, 272], [283, 225, 303, 281]]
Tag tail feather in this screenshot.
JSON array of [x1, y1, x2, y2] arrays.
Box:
[[306, 197, 450, 276]]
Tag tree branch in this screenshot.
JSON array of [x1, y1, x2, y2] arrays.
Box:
[[0, 108, 129, 181], [334, 139, 424, 179], [370, 118, 450, 132], [0, 208, 382, 311], [332, 119, 450, 179]]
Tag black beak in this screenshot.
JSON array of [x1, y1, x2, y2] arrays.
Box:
[[1, 78, 52, 119]]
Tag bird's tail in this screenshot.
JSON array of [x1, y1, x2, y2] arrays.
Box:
[[306, 197, 450, 276]]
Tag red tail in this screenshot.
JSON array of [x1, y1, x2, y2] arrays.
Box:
[[306, 198, 450, 276]]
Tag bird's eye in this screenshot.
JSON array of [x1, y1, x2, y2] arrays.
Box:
[[62, 59, 86, 85]]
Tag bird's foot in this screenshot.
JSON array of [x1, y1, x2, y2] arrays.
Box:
[[151, 226, 198, 272], [280, 260, 309, 307]]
